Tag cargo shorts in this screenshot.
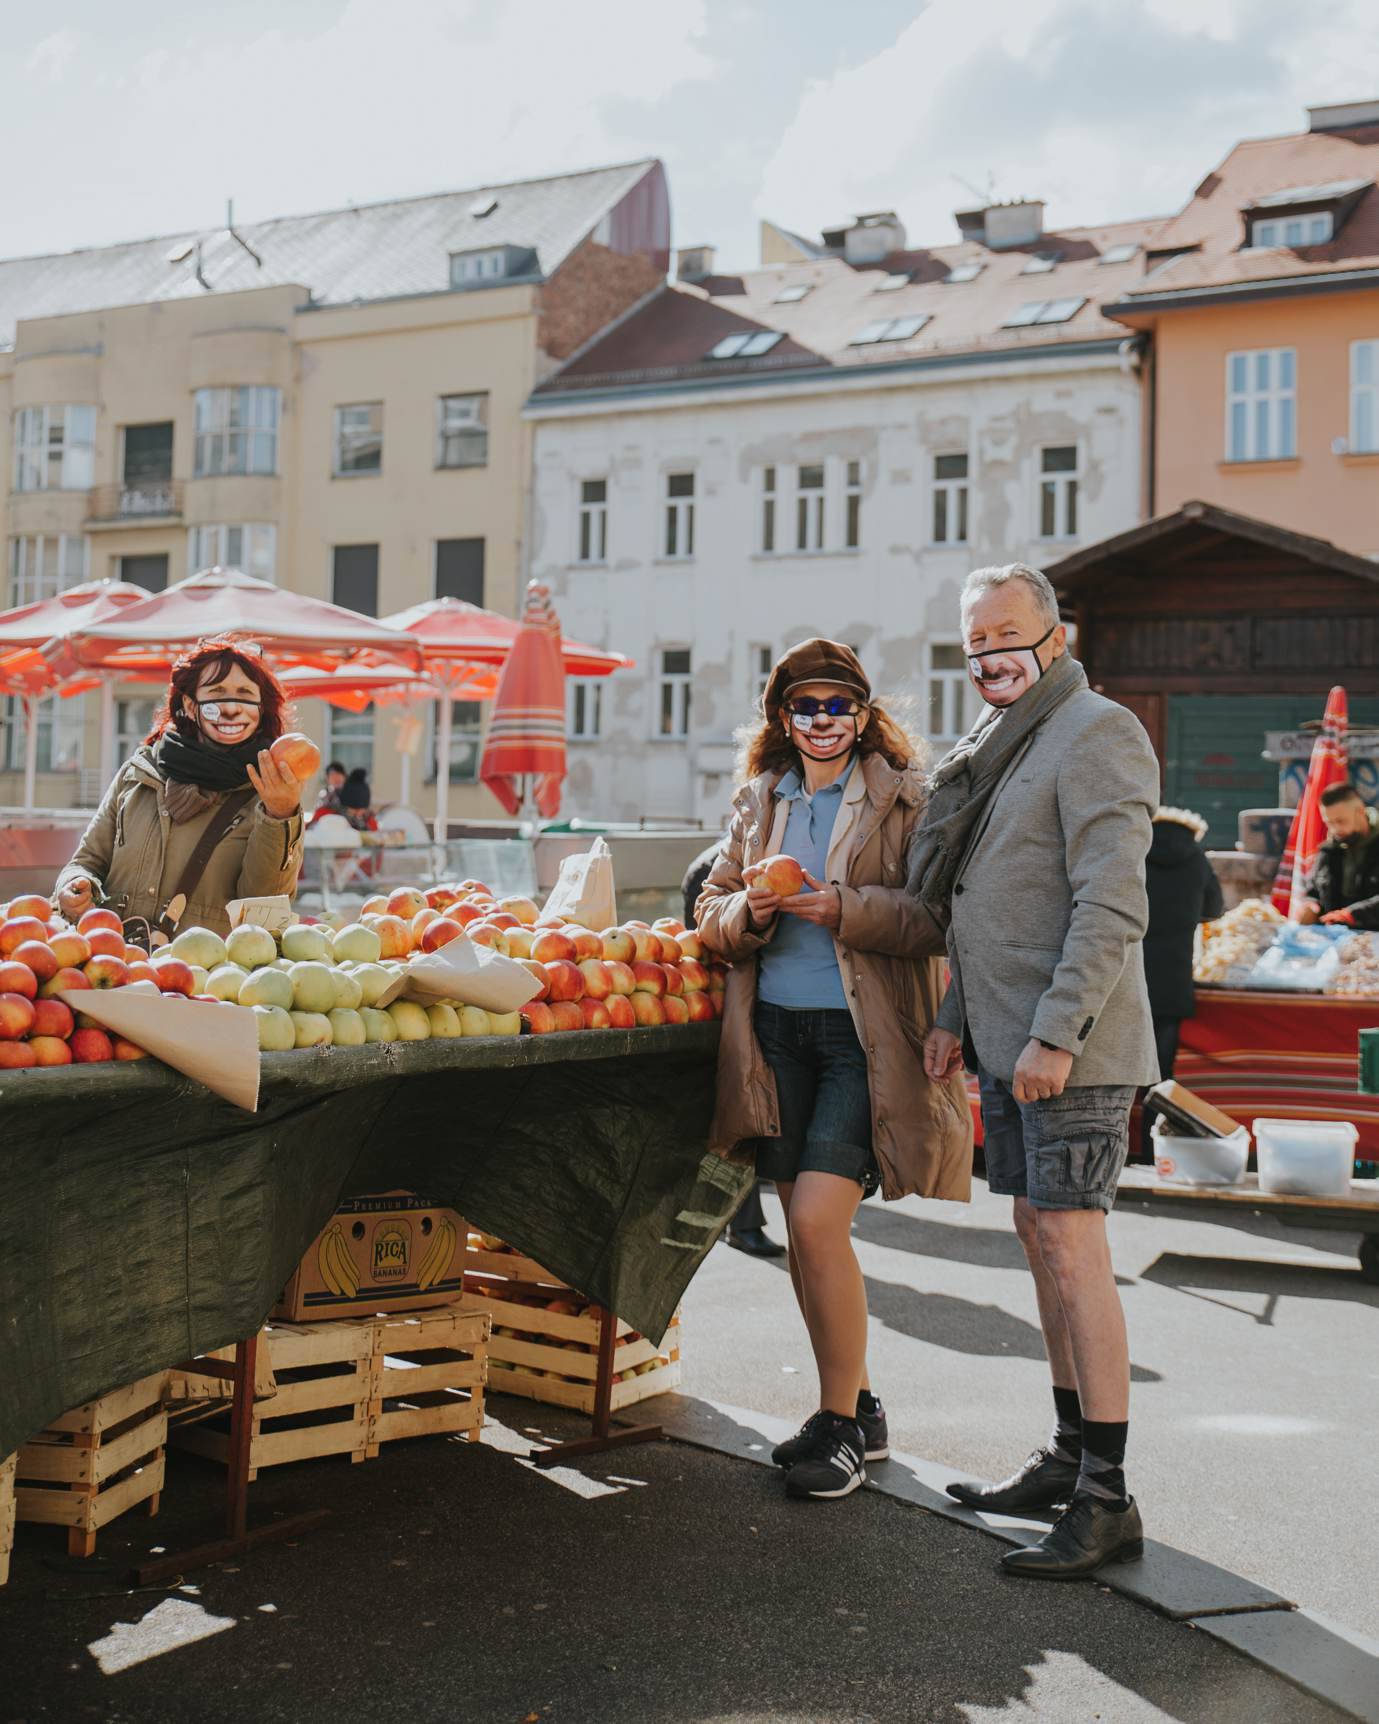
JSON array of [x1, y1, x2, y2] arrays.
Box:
[[978, 1069, 1136, 1212]]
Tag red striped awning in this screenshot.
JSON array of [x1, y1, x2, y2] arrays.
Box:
[[479, 583, 567, 818]]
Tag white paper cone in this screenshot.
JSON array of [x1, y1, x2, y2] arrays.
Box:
[[59, 990, 262, 1112], [398, 931, 543, 1013]]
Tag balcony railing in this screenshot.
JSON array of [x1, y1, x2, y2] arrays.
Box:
[[86, 480, 183, 523]]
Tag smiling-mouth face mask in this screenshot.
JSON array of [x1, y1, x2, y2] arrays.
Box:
[[966, 624, 1058, 704], [786, 697, 863, 761]]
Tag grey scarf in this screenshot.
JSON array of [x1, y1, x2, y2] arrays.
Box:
[[907, 651, 1087, 930]]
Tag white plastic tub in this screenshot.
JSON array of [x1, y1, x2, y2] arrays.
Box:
[[1254, 1119, 1357, 1198], [1152, 1125, 1250, 1187]]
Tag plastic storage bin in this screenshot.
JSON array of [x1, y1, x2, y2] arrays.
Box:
[[1254, 1119, 1357, 1198], [1152, 1125, 1250, 1187]]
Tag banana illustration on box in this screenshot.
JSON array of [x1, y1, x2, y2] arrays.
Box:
[[415, 1215, 457, 1290], [316, 1224, 360, 1299]]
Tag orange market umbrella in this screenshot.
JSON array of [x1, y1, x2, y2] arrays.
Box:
[[479, 583, 567, 821], [1272, 685, 1348, 917]]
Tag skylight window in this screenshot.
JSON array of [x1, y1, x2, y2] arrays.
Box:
[[849, 314, 930, 345], [1001, 297, 1086, 327], [773, 285, 811, 303], [946, 262, 984, 283], [1021, 253, 1060, 274], [706, 330, 784, 359], [1099, 243, 1138, 265], [875, 272, 912, 292], [469, 195, 498, 218]]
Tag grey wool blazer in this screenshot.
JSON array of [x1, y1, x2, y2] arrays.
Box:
[[935, 684, 1161, 1089]]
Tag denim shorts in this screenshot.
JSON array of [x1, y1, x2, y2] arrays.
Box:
[[752, 1001, 879, 1192], [978, 1069, 1136, 1212]]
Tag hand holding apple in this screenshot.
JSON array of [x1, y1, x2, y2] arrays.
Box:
[[247, 747, 303, 820], [777, 870, 841, 930], [56, 876, 94, 921], [742, 862, 781, 929]]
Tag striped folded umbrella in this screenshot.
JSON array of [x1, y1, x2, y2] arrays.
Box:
[[479, 582, 567, 819], [1271, 685, 1348, 916]]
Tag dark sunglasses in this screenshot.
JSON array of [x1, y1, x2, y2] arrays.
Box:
[[785, 696, 861, 719]]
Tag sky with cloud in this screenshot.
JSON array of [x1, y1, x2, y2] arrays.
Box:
[[3, 0, 1378, 272]]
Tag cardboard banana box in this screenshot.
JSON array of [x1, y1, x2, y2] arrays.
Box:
[[275, 1192, 466, 1322]]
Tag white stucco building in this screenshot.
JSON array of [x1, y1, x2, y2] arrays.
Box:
[[526, 202, 1162, 827]]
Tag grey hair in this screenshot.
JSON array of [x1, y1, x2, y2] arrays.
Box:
[[960, 562, 1060, 632]]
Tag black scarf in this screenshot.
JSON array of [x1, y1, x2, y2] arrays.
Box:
[[153, 726, 265, 792]]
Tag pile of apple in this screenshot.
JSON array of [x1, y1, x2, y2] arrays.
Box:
[[349, 880, 728, 1034]]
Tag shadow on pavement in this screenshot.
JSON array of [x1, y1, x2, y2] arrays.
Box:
[[1142, 1250, 1379, 1316], [851, 1204, 1030, 1270]]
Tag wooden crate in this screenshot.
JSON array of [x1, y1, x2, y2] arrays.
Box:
[[0, 1452, 14, 1586], [372, 1307, 489, 1450], [15, 1375, 166, 1558], [461, 1236, 680, 1413]]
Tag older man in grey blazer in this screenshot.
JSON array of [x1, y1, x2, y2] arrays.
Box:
[[918, 562, 1159, 1580]]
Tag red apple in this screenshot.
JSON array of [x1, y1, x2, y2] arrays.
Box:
[[661, 963, 684, 997], [0, 1041, 37, 1068], [48, 930, 92, 969], [685, 990, 716, 1023], [498, 895, 539, 927], [543, 960, 585, 1003], [677, 929, 704, 961], [625, 919, 650, 930], [487, 910, 520, 931], [519, 959, 550, 1001], [627, 927, 664, 963], [468, 922, 508, 954], [707, 990, 723, 1018], [411, 906, 440, 941], [151, 956, 195, 996], [764, 855, 806, 897], [604, 960, 637, 997], [124, 943, 150, 964], [0, 992, 37, 1039], [12, 939, 57, 982], [564, 927, 602, 961], [662, 994, 689, 1026], [126, 961, 160, 986], [29, 1035, 72, 1066], [599, 927, 636, 964], [360, 893, 389, 916], [270, 731, 322, 780], [31, 998, 74, 1038], [7, 894, 52, 923], [387, 886, 427, 919], [78, 907, 124, 936], [371, 914, 412, 959], [0, 915, 48, 957], [657, 933, 684, 965], [113, 1038, 150, 1060], [631, 961, 666, 997], [70, 1027, 115, 1063], [40, 966, 91, 999], [679, 958, 709, 991], [577, 959, 613, 1001], [605, 993, 637, 1030], [84, 955, 132, 990], [0, 960, 37, 1000], [549, 1000, 585, 1033], [457, 878, 491, 896], [451, 901, 486, 927], [653, 917, 687, 936], [421, 917, 464, 952], [425, 885, 459, 911], [532, 929, 577, 965], [629, 991, 666, 1027], [579, 997, 612, 1030], [520, 1000, 556, 1035]]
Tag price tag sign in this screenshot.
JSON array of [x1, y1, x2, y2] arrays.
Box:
[[226, 894, 295, 934]]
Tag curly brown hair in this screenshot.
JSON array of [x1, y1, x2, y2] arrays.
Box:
[[735, 692, 925, 781], [146, 637, 292, 745]]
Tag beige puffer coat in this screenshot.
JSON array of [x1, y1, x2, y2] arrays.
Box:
[[696, 752, 973, 1203]]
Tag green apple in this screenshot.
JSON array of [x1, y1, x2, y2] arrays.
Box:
[[188, 964, 210, 995], [426, 1003, 463, 1038], [488, 1010, 521, 1037], [327, 1007, 367, 1046], [280, 923, 332, 963], [351, 963, 394, 1006], [459, 1005, 493, 1037], [290, 961, 337, 1014], [289, 1009, 333, 1048], [359, 1006, 399, 1043], [387, 1000, 431, 1041], [330, 968, 363, 1010], [253, 1004, 296, 1051], [205, 962, 249, 1002], [170, 926, 227, 969], [331, 923, 382, 965], [270, 958, 294, 972], [225, 924, 278, 970], [239, 966, 294, 1010]]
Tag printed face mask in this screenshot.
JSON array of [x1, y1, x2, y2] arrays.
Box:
[[966, 624, 1058, 706], [788, 708, 859, 761]]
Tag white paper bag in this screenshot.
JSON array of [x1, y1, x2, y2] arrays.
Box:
[[397, 931, 544, 1014], [542, 836, 617, 931]]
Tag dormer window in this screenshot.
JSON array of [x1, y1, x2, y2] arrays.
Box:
[[449, 244, 532, 287], [1248, 212, 1333, 249], [707, 330, 783, 359], [1242, 178, 1367, 251]]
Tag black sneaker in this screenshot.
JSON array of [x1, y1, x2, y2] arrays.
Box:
[[771, 1410, 827, 1469], [784, 1415, 866, 1500], [857, 1398, 890, 1462]]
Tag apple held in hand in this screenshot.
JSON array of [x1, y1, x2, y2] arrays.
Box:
[[764, 855, 806, 897], [269, 732, 322, 781]]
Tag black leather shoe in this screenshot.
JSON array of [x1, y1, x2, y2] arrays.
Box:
[[727, 1227, 787, 1258], [947, 1447, 1079, 1513], [1000, 1495, 1144, 1580]]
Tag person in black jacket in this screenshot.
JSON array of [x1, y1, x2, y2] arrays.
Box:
[[1298, 783, 1379, 929], [1142, 806, 1224, 1085], [682, 839, 785, 1259]]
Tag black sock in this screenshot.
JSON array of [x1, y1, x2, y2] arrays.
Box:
[[857, 1389, 880, 1418], [1049, 1385, 1082, 1464], [1078, 1418, 1129, 1509]]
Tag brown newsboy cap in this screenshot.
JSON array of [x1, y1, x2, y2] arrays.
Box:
[[763, 638, 871, 715]]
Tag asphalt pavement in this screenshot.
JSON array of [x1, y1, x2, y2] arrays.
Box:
[[682, 1177, 1379, 1644], [0, 1401, 1343, 1724]]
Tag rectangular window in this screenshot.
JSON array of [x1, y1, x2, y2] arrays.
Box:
[[327, 707, 375, 779], [187, 523, 276, 581], [434, 538, 485, 606], [121, 422, 174, 487], [577, 478, 608, 563], [4, 692, 84, 774], [932, 453, 970, 544], [437, 393, 488, 468], [13, 405, 96, 492], [664, 472, 695, 559], [751, 643, 773, 708], [657, 648, 692, 739], [796, 463, 825, 551], [118, 553, 169, 593], [450, 248, 510, 285], [761, 467, 777, 553], [1038, 445, 1079, 540], [567, 678, 603, 741], [844, 460, 862, 549], [116, 698, 158, 763], [193, 386, 280, 477], [333, 402, 383, 477], [332, 543, 379, 616], [429, 701, 482, 783], [1351, 339, 1378, 454], [927, 641, 969, 743], [1250, 212, 1333, 248], [7, 534, 88, 606], [1225, 348, 1297, 461]]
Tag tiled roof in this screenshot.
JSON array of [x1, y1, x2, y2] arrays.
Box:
[[535, 215, 1166, 396], [0, 159, 659, 347], [1113, 122, 1379, 302]]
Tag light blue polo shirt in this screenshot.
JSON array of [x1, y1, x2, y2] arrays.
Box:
[[757, 760, 853, 1011]]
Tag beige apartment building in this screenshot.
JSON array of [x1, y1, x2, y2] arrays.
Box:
[[0, 160, 669, 819]]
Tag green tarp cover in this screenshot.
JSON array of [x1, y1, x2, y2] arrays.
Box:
[[0, 1023, 747, 1458]]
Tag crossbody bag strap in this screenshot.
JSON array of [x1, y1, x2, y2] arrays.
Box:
[[156, 787, 258, 938]]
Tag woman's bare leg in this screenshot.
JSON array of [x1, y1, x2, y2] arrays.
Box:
[[781, 1171, 869, 1418]]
